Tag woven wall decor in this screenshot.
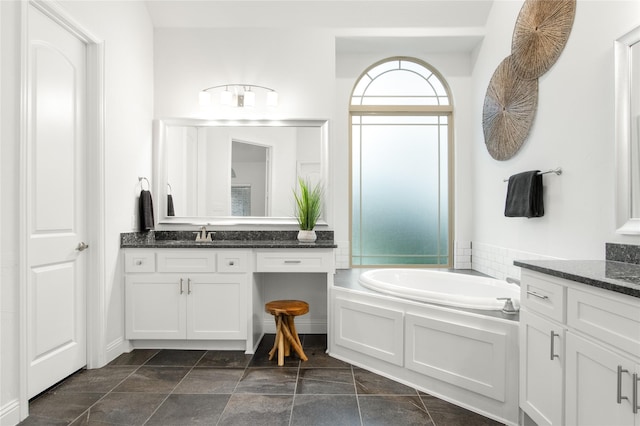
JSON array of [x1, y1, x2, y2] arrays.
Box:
[[482, 56, 539, 161], [511, 0, 577, 80]]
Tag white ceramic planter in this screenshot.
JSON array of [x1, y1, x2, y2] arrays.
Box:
[[297, 230, 317, 242]]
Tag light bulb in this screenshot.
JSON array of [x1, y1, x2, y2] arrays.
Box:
[[243, 90, 255, 107]]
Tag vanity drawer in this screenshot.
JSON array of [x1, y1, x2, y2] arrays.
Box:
[[255, 250, 333, 273], [217, 251, 250, 273], [520, 270, 566, 323], [567, 287, 640, 358], [156, 250, 217, 273], [124, 250, 156, 273]]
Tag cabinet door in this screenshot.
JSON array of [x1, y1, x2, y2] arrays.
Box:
[[186, 274, 247, 340], [125, 274, 186, 339], [520, 310, 564, 426], [565, 332, 635, 426]]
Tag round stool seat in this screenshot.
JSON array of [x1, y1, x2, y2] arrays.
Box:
[[265, 300, 309, 366], [265, 300, 309, 317]]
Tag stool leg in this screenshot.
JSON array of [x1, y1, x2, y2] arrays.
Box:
[[283, 315, 291, 357], [287, 315, 304, 353], [268, 314, 281, 361], [277, 322, 285, 366], [280, 318, 308, 362]]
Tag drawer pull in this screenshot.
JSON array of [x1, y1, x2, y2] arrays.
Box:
[[550, 331, 560, 361], [228, 260, 235, 266], [617, 366, 630, 403], [284, 260, 302, 264], [188, 278, 192, 295], [527, 290, 549, 300], [634, 373, 639, 414], [179, 278, 184, 295]]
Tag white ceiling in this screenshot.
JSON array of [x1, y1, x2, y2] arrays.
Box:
[[145, 0, 493, 53]]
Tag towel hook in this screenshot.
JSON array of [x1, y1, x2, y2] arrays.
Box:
[[138, 176, 150, 190]]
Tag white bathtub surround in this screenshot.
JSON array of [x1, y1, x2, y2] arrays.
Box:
[[329, 272, 519, 425], [454, 240, 472, 269], [472, 241, 562, 281]]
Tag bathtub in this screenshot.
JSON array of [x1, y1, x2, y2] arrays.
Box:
[[329, 269, 520, 425], [358, 269, 520, 311]]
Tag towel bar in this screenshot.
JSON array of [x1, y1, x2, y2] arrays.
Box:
[[503, 167, 562, 182]]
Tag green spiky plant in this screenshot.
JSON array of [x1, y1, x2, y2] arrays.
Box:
[[293, 178, 323, 230]]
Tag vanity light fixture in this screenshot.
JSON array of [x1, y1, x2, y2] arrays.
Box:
[[199, 84, 278, 108]]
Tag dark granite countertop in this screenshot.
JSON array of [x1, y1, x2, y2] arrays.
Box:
[[120, 230, 337, 249], [514, 259, 640, 299]]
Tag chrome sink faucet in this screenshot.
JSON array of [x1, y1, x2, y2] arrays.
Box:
[[194, 226, 213, 242]]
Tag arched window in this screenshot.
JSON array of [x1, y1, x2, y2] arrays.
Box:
[[350, 57, 453, 267]]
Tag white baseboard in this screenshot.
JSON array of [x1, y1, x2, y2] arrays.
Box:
[[1, 399, 21, 426], [104, 337, 132, 366]]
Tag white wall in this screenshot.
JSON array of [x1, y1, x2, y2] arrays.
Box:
[[154, 28, 477, 267], [471, 0, 640, 279], [0, 1, 153, 422]]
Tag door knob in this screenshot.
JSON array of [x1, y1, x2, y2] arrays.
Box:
[[76, 242, 89, 251]]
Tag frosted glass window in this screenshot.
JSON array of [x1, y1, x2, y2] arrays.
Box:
[[350, 58, 452, 267], [231, 185, 251, 216]]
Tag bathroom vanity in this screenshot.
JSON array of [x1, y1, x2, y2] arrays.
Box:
[[121, 231, 336, 353], [517, 257, 640, 426]]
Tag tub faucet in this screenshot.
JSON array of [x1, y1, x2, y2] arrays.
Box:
[[497, 297, 518, 315]]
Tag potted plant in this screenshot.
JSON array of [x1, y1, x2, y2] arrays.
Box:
[[293, 177, 323, 242]]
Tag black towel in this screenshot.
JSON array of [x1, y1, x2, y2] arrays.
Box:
[[504, 170, 544, 218], [139, 190, 155, 231], [167, 194, 175, 216]]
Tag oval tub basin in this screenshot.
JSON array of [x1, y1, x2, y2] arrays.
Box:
[[358, 269, 520, 311]]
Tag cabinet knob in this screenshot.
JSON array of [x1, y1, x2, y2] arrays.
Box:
[[228, 260, 235, 266], [135, 260, 143, 266]]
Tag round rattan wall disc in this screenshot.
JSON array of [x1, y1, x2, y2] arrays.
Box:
[[511, 0, 576, 80], [482, 56, 539, 161]]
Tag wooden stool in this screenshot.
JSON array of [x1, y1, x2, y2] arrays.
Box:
[[265, 300, 309, 366]]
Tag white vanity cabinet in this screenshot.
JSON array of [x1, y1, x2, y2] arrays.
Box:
[[520, 269, 640, 426], [519, 272, 566, 426], [124, 249, 249, 341]]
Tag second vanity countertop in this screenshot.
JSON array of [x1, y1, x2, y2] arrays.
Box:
[[120, 230, 337, 249], [515, 259, 640, 299]]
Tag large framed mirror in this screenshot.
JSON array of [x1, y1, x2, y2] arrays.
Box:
[[153, 118, 329, 226], [615, 25, 640, 234]]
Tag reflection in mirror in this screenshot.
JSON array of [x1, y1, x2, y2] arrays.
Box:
[[231, 140, 270, 216], [615, 25, 640, 234], [154, 119, 328, 225]]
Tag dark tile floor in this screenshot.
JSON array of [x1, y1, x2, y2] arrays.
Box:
[[20, 334, 503, 425]]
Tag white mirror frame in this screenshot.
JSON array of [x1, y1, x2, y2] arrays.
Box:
[[615, 25, 640, 235], [153, 118, 330, 226]]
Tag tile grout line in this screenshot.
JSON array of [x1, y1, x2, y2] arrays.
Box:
[[216, 350, 255, 425], [64, 354, 153, 425], [351, 365, 364, 426], [141, 350, 209, 425]]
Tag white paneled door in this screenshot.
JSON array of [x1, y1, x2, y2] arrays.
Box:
[[26, 4, 88, 398]]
